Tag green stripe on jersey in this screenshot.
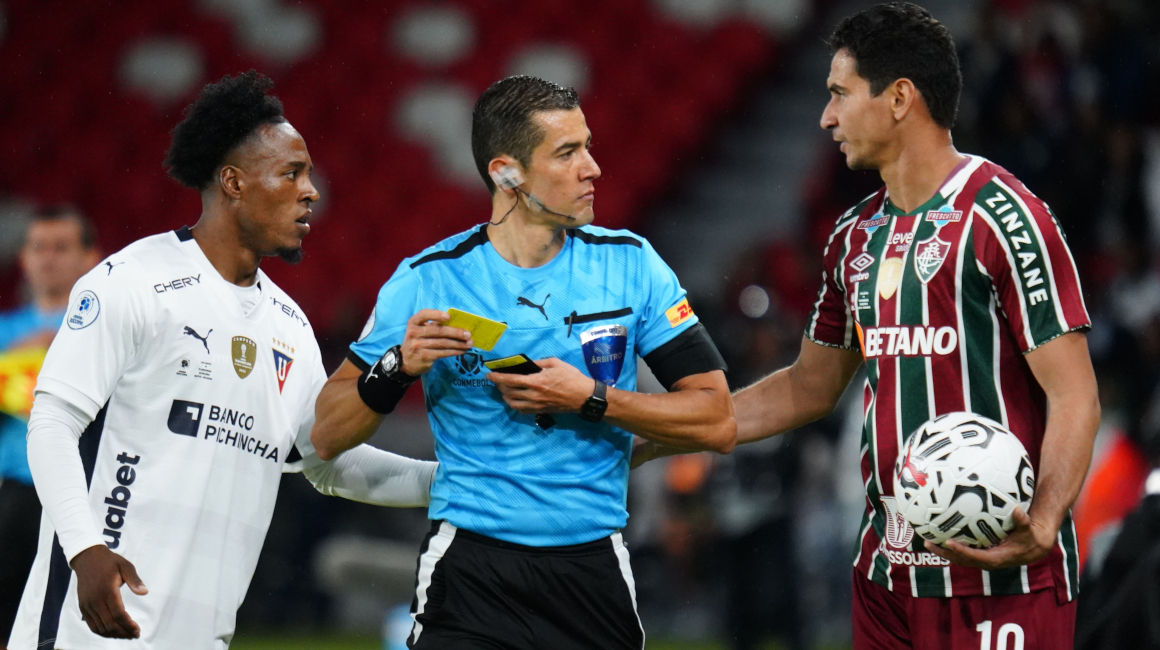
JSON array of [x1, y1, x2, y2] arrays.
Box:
[[860, 220, 889, 586], [988, 566, 1027, 596], [976, 181, 1061, 346], [959, 230, 1004, 422], [1060, 511, 1080, 600]]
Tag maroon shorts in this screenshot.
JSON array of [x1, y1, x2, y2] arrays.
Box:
[[852, 571, 1075, 650]]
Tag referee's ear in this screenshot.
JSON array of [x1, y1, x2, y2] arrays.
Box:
[[487, 156, 522, 196]]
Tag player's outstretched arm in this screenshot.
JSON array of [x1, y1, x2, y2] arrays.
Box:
[[929, 332, 1100, 570], [302, 444, 437, 507], [631, 336, 861, 468], [734, 336, 863, 445]]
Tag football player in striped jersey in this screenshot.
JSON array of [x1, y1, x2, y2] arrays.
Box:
[[635, 3, 1099, 648]]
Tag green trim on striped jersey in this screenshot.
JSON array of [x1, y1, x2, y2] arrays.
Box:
[[1060, 511, 1080, 600], [852, 508, 873, 562], [959, 230, 1005, 422], [914, 560, 948, 597], [975, 181, 1063, 347], [987, 566, 1027, 596]]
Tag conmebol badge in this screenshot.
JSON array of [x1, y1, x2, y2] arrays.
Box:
[[580, 325, 627, 387]]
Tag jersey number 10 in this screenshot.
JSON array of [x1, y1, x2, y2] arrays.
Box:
[[975, 621, 1025, 650]]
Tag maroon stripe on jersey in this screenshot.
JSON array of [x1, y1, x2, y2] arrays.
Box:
[[972, 217, 1032, 351]]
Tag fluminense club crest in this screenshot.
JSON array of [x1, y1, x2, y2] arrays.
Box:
[[914, 236, 951, 284]]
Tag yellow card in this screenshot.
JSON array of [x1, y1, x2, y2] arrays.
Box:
[[446, 308, 507, 351], [484, 355, 530, 370]]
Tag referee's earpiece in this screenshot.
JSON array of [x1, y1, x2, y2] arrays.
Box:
[[490, 165, 525, 191], [488, 164, 576, 223]]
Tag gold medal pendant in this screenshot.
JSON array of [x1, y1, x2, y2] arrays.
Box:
[[878, 258, 904, 300]]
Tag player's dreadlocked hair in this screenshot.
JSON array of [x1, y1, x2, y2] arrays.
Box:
[[472, 76, 580, 195], [164, 70, 286, 190], [830, 2, 962, 129]]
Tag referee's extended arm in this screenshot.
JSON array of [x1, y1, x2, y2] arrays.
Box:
[[311, 309, 471, 461]]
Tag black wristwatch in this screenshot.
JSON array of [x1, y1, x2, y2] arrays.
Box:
[[375, 345, 419, 386], [578, 380, 609, 423]]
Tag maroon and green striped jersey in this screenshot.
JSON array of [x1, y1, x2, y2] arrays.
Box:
[[806, 156, 1090, 601]]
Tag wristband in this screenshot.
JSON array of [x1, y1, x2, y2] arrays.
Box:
[[357, 346, 419, 414]]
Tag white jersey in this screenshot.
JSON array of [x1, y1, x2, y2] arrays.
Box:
[[10, 227, 328, 650]]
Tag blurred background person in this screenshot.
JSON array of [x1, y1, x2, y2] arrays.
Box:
[[0, 206, 99, 648]]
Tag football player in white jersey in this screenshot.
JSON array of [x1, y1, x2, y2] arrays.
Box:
[[7, 71, 437, 650]]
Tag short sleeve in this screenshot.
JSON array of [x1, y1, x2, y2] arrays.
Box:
[[348, 262, 423, 367], [636, 240, 699, 357], [805, 221, 858, 351], [973, 179, 1091, 353], [35, 265, 146, 419]]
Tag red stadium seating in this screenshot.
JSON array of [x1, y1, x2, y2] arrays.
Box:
[[0, 0, 777, 326]]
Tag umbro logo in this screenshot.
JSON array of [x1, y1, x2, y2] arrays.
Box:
[[517, 294, 549, 320], [184, 326, 212, 354], [850, 253, 875, 272]]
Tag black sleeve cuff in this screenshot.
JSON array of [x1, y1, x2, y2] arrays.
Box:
[[642, 323, 728, 391], [346, 349, 372, 372]]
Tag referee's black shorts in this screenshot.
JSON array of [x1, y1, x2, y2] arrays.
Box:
[[406, 521, 645, 650]]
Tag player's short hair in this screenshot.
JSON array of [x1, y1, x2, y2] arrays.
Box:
[[164, 70, 286, 190], [472, 76, 580, 195], [29, 204, 97, 250], [829, 2, 962, 129]]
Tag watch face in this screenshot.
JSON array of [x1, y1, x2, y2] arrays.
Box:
[[381, 348, 399, 373]]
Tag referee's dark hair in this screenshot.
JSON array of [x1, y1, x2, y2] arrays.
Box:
[[829, 2, 962, 129], [472, 76, 580, 195], [164, 70, 286, 190]]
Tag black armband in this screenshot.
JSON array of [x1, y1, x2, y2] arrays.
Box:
[[643, 323, 728, 390], [350, 347, 419, 415]]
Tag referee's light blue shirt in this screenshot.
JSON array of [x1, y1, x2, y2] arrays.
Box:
[[351, 224, 698, 546]]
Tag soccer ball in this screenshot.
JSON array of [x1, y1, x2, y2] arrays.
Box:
[[893, 412, 1035, 548]]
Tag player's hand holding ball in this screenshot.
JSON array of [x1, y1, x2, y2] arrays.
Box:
[[70, 545, 148, 639], [400, 309, 473, 376], [487, 357, 593, 414], [893, 412, 1054, 570]]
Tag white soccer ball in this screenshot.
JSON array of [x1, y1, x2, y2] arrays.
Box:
[[893, 412, 1035, 549]]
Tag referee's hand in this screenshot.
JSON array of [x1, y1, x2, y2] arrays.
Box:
[[70, 544, 148, 639], [487, 358, 591, 414], [401, 310, 473, 376]]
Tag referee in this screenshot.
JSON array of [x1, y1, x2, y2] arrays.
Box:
[[311, 76, 736, 650]]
